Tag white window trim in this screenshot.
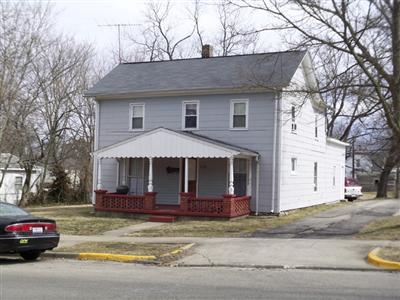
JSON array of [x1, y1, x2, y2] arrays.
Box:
[[230, 99, 249, 130], [182, 100, 199, 130], [129, 103, 145, 131]]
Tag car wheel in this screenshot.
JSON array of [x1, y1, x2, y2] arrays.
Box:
[[20, 250, 42, 261]]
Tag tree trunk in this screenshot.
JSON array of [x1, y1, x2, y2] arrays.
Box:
[[376, 140, 400, 198], [19, 167, 32, 207], [395, 166, 399, 199]]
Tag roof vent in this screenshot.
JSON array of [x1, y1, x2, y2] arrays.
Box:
[[202, 44, 213, 58]]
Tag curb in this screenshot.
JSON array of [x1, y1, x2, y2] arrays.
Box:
[[367, 248, 400, 270], [46, 243, 195, 263], [78, 253, 156, 262]]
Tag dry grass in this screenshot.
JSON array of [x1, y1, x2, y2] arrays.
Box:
[[26, 206, 144, 235], [127, 202, 346, 237], [55, 242, 185, 256], [356, 216, 400, 240], [377, 247, 400, 262]]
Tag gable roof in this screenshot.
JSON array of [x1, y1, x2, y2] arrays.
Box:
[[94, 127, 258, 159], [85, 50, 307, 98], [0, 153, 20, 169]]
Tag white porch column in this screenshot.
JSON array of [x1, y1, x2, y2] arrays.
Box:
[[184, 157, 189, 193], [228, 156, 235, 195], [148, 157, 153, 192], [97, 158, 102, 189], [121, 158, 127, 185]]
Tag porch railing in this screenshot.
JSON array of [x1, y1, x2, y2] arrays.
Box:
[[94, 190, 250, 218]]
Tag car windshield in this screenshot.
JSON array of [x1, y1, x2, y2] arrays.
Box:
[[0, 202, 29, 216], [345, 178, 360, 186]]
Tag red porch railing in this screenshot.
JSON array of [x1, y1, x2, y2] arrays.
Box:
[[94, 190, 250, 218]]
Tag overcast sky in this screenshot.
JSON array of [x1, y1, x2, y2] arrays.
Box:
[[50, 0, 282, 60]]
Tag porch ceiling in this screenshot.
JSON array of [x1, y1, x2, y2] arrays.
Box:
[[94, 127, 258, 159]]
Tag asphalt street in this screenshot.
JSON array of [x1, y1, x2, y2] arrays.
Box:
[[252, 199, 400, 238], [0, 259, 399, 300]]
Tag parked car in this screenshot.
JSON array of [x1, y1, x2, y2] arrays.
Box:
[[344, 177, 363, 201], [0, 202, 59, 261]]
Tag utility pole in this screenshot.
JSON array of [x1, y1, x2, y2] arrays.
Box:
[[98, 23, 138, 63], [352, 139, 355, 179]]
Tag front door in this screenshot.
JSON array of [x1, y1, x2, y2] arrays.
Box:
[[181, 158, 197, 195]]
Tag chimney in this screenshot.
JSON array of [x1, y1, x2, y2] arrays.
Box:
[[201, 44, 213, 58]]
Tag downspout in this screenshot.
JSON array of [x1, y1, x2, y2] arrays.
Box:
[[92, 101, 100, 204], [255, 155, 260, 215], [271, 92, 282, 213], [275, 93, 282, 213]]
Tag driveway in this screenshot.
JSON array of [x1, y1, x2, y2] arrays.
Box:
[[252, 199, 400, 239]]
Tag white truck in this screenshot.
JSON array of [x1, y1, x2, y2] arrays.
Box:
[[344, 177, 363, 201]]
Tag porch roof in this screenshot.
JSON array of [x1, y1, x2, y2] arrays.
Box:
[[94, 127, 258, 159]]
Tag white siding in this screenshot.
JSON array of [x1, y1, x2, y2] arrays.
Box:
[[0, 169, 41, 205], [279, 65, 346, 211]]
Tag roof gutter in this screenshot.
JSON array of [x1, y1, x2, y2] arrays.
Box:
[[83, 86, 283, 100]]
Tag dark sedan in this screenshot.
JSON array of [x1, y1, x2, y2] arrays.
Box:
[[0, 202, 59, 261]]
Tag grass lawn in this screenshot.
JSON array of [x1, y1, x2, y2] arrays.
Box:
[[356, 215, 400, 240], [377, 246, 400, 262], [26, 205, 144, 235], [127, 202, 347, 237]]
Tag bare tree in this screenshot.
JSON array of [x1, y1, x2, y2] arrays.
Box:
[[28, 37, 93, 204], [214, 0, 259, 56], [0, 1, 95, 205], [233, 0, 400, 197], [0, 1, 53, 193], [125, 0, 195, 62]]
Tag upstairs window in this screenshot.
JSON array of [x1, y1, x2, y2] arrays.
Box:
[[130, 103, 144, 130], [231, 99, 248, 129], [183, 101, 199, 130], [291, 105, 297, 133]]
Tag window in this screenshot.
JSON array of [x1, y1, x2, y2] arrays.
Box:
[[332, 166, 336, 186], [183, 101, 199, 130], [291, 105, 297, 132], [130, 103, 144, 130], [291, 158, 297, 174], [14, 176, 23, 190], [315, 115, 318, 138], [314, 162, 318, 191], [230, 100, 248, 129]]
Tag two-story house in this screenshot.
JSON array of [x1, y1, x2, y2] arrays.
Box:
[[85, 47, 347, 217]]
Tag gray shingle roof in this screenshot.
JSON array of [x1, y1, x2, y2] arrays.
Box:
[[85, 50, 307, 97]]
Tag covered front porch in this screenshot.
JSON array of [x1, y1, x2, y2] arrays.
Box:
[[93, 128, 259, 218]]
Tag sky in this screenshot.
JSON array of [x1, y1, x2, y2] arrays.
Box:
[[53, 0, 150, 58], [50, 0, 282, 61]]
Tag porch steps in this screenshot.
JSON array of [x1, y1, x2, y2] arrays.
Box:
[[148, 215, 177, 223]]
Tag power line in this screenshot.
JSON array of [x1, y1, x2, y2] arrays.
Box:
[[98, 23, 139, 63]]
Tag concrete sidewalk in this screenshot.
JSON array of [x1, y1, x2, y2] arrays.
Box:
[[53, 232, 400, 270]]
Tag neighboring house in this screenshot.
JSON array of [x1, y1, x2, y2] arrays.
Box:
[[0, 153, 41, 204], [346, 151, 397, 192], [85, 47, 347, 216]]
